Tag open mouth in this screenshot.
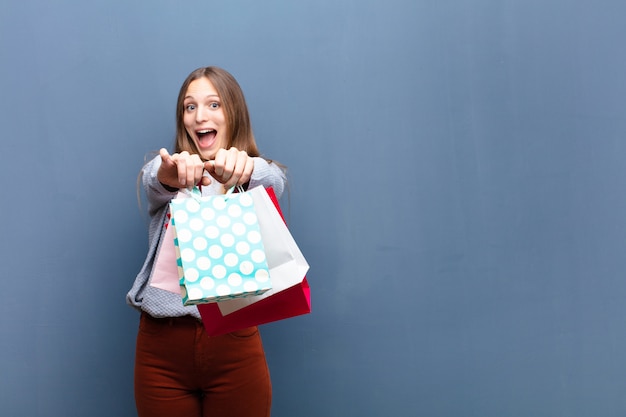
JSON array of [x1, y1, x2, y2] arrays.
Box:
[[196, 129, 217, 148]]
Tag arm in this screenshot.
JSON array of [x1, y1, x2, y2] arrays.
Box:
[[142, 155, 178, 217], [248, 157, 287, 199], [143, 147, 286, 215]]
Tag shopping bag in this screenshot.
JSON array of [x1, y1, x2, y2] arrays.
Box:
[[170, 187, 272, 306], [198, 187, 311, 336], [212, 186, 309, 315], [199, 278, 311, 336], [150, 193, 185, 294]]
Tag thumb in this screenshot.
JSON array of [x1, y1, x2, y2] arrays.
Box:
[[159, 148, 173, 165], [157, 148, 178, 188], [203, 160, 216, 175]]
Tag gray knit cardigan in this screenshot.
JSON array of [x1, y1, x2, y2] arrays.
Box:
[[126, 155, 287, 319]]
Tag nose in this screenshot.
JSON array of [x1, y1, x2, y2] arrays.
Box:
[[196, 105, 209, 123]]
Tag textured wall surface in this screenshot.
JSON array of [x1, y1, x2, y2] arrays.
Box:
[[2, 1, 626, 416]]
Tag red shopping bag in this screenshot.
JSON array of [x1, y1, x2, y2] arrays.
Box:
[[198, 278, 311, 336], [198, 187, 311, 336]]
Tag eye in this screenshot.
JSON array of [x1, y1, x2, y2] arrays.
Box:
[[185, 104, 196, 112], [209, 102, 220, 109]]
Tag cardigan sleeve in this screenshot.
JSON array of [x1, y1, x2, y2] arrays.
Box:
[[142, 155, 179, 217], [248, 158, 287, 199]]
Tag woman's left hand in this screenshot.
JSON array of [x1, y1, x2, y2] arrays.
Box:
[[204, 147, 254, 189]]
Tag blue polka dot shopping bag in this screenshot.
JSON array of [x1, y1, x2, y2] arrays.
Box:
[[169, 186, 272, 306]]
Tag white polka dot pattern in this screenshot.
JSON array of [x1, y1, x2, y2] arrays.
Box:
[[170, 191, 271, 306]]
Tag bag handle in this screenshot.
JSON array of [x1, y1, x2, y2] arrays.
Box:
[[225, 185, 246, 196]]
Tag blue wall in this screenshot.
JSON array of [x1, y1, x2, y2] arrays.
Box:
[[2, 1, 626, 416]]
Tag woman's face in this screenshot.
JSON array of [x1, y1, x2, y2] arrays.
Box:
[[182, 77, 228, 160]]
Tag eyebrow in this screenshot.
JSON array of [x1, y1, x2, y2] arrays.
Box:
[[184, 94, 220, 100]]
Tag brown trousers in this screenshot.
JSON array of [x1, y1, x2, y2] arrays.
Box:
[[134, 313, 271, 417]]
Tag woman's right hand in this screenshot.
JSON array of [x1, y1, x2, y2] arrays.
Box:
[[157, 148, 212, 189]]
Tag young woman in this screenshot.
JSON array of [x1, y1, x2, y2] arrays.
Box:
[[127, 66, 286, 417]]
